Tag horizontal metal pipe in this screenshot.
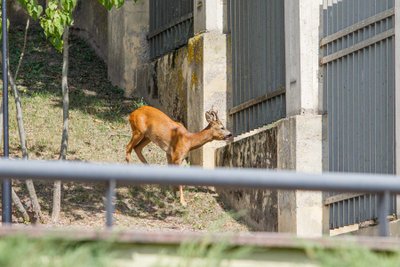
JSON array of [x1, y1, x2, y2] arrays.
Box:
[[0, 159, 399, 193]]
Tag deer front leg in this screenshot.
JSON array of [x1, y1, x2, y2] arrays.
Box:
[[167, 153, 187, 207]]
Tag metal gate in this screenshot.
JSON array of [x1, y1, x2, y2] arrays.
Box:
[[148, 0, 194, 60], [229, 0, 286, 136], [321, 0, 396, 229]]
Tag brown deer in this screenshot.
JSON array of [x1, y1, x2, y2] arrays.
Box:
[[126, 105, 232, 206]]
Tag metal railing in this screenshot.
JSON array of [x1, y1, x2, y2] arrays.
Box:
[[0, 159, 399, 236]]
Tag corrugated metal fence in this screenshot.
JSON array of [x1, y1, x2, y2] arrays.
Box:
[[229, 0, 286, 136], [321, 0, 396, 229], [148, 0, 194, 60]]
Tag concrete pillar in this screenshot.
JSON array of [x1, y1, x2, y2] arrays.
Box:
[[188, 0, 228, 168], [108, 0, 149, 98], [194, 0, 224, 34], [280, 0, 324, 237], [285, 0, 322, 116]]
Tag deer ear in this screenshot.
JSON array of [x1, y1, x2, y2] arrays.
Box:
[[205, 111, 213, 123]]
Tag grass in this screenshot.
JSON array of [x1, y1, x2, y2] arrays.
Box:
[[308, 246, 400, 267], [1, 235, 400, 267], [0, 236, 113, 267], [0, 23, 248, 232]]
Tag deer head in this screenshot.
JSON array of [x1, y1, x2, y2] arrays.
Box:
[[205, 108, 233, 141]]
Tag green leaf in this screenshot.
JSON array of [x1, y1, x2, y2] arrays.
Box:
[[16, 0, 128, 51]]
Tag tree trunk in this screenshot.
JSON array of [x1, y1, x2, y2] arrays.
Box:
[[8, 18, 43, 223], [14, 18, 30, 80], [52, 26, 69, 223], [9, 71, 43, 223], [12, 187, 30, 222]]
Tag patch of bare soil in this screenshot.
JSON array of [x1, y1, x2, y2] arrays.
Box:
[[10, 181, 248, 232]]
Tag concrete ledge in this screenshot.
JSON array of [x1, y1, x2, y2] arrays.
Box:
[[0, 226, 399, 252]]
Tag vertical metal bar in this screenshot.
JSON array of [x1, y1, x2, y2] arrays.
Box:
[[378, 191, 390, 236], [329, 204, 333, 229], [106, 180, 116, 228], [2, 0, 11, 225], [394, 0, 400, 176]]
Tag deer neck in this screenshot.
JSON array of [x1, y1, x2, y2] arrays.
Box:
[[188, 126, 214, 151]]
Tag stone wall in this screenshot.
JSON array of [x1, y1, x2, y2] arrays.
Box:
[[216, 125, 279, 231]]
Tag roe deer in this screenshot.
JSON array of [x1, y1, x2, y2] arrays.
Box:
[[126, 105, 232, 206]]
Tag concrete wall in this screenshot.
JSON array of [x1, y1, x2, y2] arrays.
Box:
[[8, 0, 46, 27], [138, 41, 202, 125], [216, 125, 278, 231], [188, 32, 228, 167], [216, 115, 325, 235], [108, 0, 149, 97], [73, 0, 109, 62], [8, 0, 28, 26]]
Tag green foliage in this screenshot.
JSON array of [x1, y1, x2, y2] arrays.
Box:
[[17, 0, 43, 20], [154, 238, 253, 267], [308, 246, 400, 267], [0, 236, 114, 267], [97, 0, 125, 10], [132, 97, 147, 110], [39, 0, 76, 51], [11, 0, 131, 52]]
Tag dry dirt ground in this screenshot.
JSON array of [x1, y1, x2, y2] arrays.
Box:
[[0, 24, 249, 233]]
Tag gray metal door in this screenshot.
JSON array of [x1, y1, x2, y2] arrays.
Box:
[[321, 0, 396, 230], [229, 0, 286, 136]]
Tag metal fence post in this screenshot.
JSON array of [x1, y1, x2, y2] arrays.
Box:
[[378, 191, 390, 237], [1, 0, 12, 225], [105, 180, 116, 228]]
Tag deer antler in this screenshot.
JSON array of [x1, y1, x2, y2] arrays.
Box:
[[205, 108, 219, 122]]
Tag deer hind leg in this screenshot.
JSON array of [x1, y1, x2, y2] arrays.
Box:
[[126, 131, 143, 163], [134, 137, 151, 164]]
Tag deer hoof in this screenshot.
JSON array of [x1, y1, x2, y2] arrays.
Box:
[[180, 200, 187, 207]]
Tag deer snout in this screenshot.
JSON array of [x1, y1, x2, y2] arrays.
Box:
[[224, 132, 233, 141]]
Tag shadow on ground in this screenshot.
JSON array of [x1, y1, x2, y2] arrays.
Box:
[[8, 24, 137, 124]]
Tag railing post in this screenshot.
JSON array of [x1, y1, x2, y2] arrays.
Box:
[[105, 180, 116, 229], [378, 191, 390, 237], [395, 0, 400, 219], [1, 0, 12, 225]]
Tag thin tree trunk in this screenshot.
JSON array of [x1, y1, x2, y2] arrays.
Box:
[[14, 18, 29, 80], [9, 71, 43, 223], [8, 18, 43, 223], [52, 26, 69, 223], [12, 187, 30, 222]]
